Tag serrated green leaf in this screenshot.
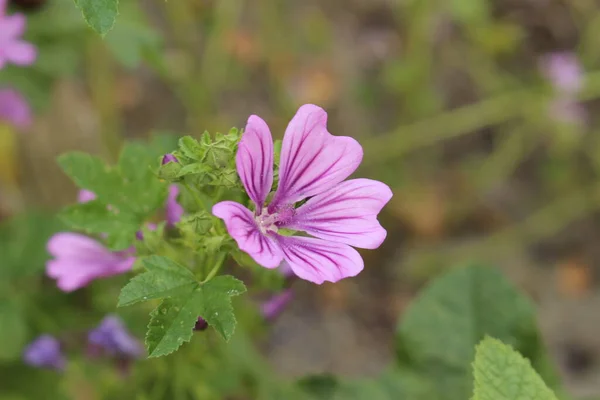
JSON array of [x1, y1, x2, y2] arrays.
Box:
[[74, 0, 119, 36], [198, 276, 246, 340], [103, 1, 161, 69], [396, 265, 560, 399], [59, 201, 139, 251], [178, 136, 204, 161], [118, 256, 197, 307], [57, 152, 117, 193], [0, 301, 27, 361], [472, 337, 558, 400], [145, 296, 200, 358], [143, 275, 246, 357], [177, 212, 213, 235]]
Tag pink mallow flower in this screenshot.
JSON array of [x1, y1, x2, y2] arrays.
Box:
[[0, 88, 31, 129], [0, 0, 37, 69], [212, 104, 392, 284], [46, 233, 135, 292]]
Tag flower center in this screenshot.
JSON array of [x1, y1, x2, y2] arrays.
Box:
[[255, 205, 295, 234]]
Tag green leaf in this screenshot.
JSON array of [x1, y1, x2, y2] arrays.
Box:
[[57, 152, 117, 194], [0, 302, 27, 361], [103, 1, 161, 68], [395, 265, 561, 399], [146, 296, 201, 358], [176, 211, 214, 235], [472, 337, 558, 400], [59, 201, 139, 251], [74, 0, 119, 36], [143, 275, 246, 357], [197, 276, 246, 340], [118, 256, 197, 307], [0, 212, 63, 280]]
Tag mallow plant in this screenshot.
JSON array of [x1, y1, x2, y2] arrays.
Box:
[[43, 103, 567, 399]]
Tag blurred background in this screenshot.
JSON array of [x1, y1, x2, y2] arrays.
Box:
[[3, 0, 600, 398]]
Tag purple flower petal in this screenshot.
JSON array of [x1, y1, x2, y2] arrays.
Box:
[[77, 189, 97, 203], [0, 14, 26, 39], [276, 235, 364, 284], [261, 289, 293, 321], [162, 153, 178, 165], [236, 115, 274, 209], [270, 104, 363, 210], [0, 88, 31, 129], [212, 201, 283, 268], [283, 179, 392, 249], [88, 315, 144, 358], [23, 335, 66, 371], [166, 184, 184, 225], [46, 233, 135, 292], [4, 40, 36, 65]]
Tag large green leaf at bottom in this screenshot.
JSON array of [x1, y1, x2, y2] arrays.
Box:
[[395, 265, 561, 399], [473, 337, 558, 400]]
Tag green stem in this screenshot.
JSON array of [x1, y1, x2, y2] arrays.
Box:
[[86, 36, 121, 162], [363, 70, 600, 167], [201, 253, 227, 283], [182, 181, 207, 211]]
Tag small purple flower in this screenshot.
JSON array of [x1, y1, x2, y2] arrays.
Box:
[[23, 335, 66, 371], [77, 189, 97, 203], [162, 153, 178, 165], [261, 289, 293, 321], [46, 233, 135, 292], [0, 88, 31, 129], [212, 104, 392, 284], [541, 52, 583, 94], [166, 184, 183, 225], [0, 0, 37, 69], [88, 315, 144, 359]]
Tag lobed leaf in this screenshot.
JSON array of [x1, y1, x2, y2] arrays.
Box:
[[472, 337, 558, 400], [74, 0, 119, 36]]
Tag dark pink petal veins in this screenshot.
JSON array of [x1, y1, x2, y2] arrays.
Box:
[[236, 115, 274, 210], [283, 179, 392, 249], [212, 201, 283, 268], [276, 236, 364, 284], [270, 104, 363, 210]]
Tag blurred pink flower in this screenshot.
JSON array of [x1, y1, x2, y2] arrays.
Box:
[[0, 0, 37, 68], [541, 52, 582, 94], [166, 184, 183, 226], [213, 104, 392, 284], [46, 233, 135, 292], [77, 189, 97, 203], [261, 289, 293, 321], [0, 88, 31, 129]]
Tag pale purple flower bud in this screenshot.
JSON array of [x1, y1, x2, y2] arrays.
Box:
[[0, 2, 37, 69], [88, 315, 144, 359], [23, 335, 66, 371], [46, 233, 135, 292], [541, 52, 583, 94], [194, 317, 208, 331], [162, 153, 178, 165], [0, 88, 31, 129], [77, 189, 97, 203], [261, 289, 293, 321]]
